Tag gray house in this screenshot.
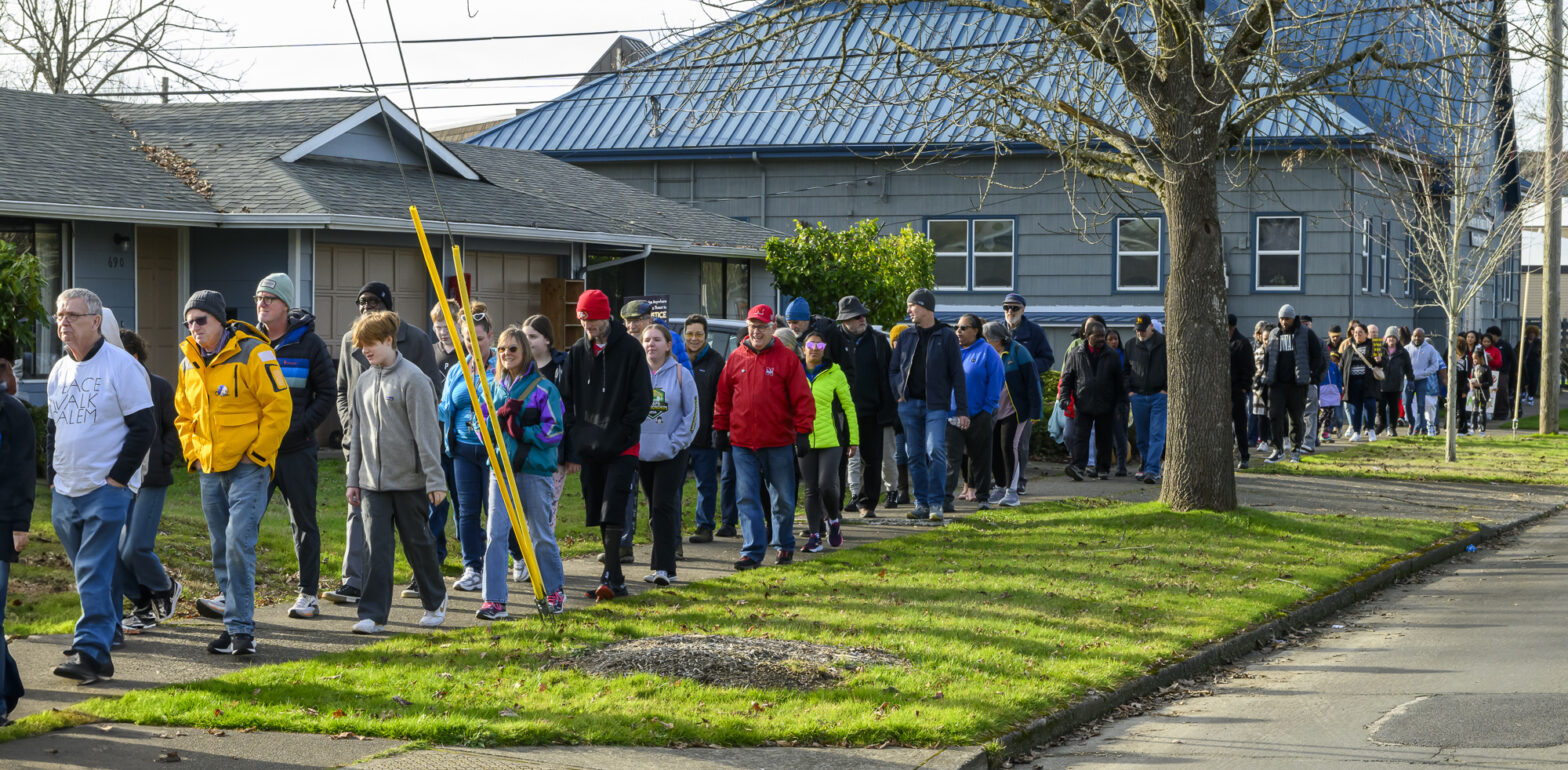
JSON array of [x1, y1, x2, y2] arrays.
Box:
[[468, 1, 1523, 357], [1, 88, 775, 399]]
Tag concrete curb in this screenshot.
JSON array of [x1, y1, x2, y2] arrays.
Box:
[[976, 500, 1567, 770]]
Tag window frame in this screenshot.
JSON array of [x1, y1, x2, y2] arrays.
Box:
[[1251, 213, 1305, 293], [1362, 217, 1373, 293], [698, 256, 753, 320], [0, 218, 67, 380], [922, 216, 1018, 292], [1112, 213, 1165, 293], [1381, 220, 1391, 295]]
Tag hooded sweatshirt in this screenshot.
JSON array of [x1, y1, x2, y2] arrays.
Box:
[[561, 322, 653, 464], [346, 352, 446, 494], [638, 355, 699, 462], [268, 308, 335, 454]]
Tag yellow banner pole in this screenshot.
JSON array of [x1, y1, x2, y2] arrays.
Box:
[[409, 206, 547, 612]]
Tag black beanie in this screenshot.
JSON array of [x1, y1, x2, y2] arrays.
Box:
[[183, 290, 226, 322], [359, 281, 394, 310]]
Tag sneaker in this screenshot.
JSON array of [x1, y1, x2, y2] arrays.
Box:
[[1300, 444, 1315, 454], [54, 650, 112, 684], [884, 490, 901, 508], [715, 525, 738, 538], [1264, 450, 1285, 464], [676, 543, 684, 561], [689, 527, 714, 544], [775, 549, 794, 565], [1017, 480, 1028, 494], [1344, 426, 1357, 439], [112, 624, 125, 649], [324, 584, 361, 604], [288, 594, 319, 619], [351, 619, 384, 635], [1097, 472, 1110, 480], [1236, 459, 1250, 470], [1000, 490, 1021, 507], [452, 567, 483, 592], [644, 570, 673, 586], [1065, 465, 1085, 481], [734, 556, 761, 571], [1289, 453, 1301, 463], [418, 596, 448, 627], [976, 499, 992, 510], [1143, 474, 1162, 485], [475, 601, 509, 621], [597, 547, 635, 564], [1367, 430, 1378, 442], [842, 501, 861, 514], [801, 534, 823, 553], [588, 583, 628, 601], [152, 580, 182, 623], [859, 509, 877, 519], [206, 632, 255, 655], [401, 579, 420, 598], [1347, 431, 1361, 442], [827, 518, 844, 547], [1134, 471, 1147, 482], [1115, 468, 1128, 477], [988, 488, 1008, 505], [545, 591, 565, 614], [512, 560, 529, 583], [124, 602, 158, 631], [907, 505, 930, 520], [195, 595, 225, 620], [930, 509, 945, 522], [942, 501, 957, 514]]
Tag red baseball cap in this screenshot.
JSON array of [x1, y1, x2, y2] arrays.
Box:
[[575, 289, 612, 321], [746, 304, 774, 324]]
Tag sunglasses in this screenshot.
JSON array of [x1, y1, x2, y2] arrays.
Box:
[[804, 341, 827, 351], [1002, 305, 1023, 312], [185, 316, 211, 329], [357, 298, 384, 308], [498, 344, 521, 353]]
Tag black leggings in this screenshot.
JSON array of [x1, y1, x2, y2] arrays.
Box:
[[1377, 391, 1403, 435], [801, 446, 844, 534], [639, 451, 688, 577], [992, 414, 1027, 491]]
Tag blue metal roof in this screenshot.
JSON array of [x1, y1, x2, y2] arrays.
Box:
[[466, 0, 1455, 159]]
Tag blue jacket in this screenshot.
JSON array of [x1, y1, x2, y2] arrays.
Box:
[[491, 363, 564, 477], [1001, 341, 1044, 421], [1009, 316, 1055, 372], [955, 338, 1004, 416], [438, 353, 496, 452], [891, 320, 968, 418]]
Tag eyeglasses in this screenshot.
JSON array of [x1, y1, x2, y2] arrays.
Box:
[[357, 298, 385, 308], [51, 312, 97, 325], [254, 295, 282, 306], [804, 341, 827, 351], [184, 316, 211, 329]]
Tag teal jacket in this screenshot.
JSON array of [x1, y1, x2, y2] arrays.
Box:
[[490, 363, 564, 477]]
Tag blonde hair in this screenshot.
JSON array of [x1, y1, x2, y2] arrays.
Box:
[[773, 326, 800, 356], [889, 323, 910, 346], [352, 311, 400, 348]]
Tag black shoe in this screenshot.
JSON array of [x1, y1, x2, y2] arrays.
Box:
[[1237, 459, 1250, 470], [675, 543, 685, 561], [1017, 480, 1028, 494], [734, 556, 761, 571], [401, 579, 420, 599], [111, 625, 125, 650], [1143, 474, 1162, 485], [715, 525, 738, 538], [54, 650, 112, 684], [1114, 468, 1128, 477], [324, 584, 361, 604], [618, 546, 635, 564], [1065, 465, 1085, 481], [689, 527, 714, 544], [884, 491, 901, 509], [860, 509, 877, 519], [842, 501, 860, 514], [206, 631, 254, 655], [152, 580, 182, 623], [775, 549, 794, 565], [1097, 472, 1110, 480]]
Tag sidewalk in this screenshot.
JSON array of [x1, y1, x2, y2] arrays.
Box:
[[1035, 503, 1568, 767], [2, 461, 1561, 769]]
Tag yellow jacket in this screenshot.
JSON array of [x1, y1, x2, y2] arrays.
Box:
[[175, 320, 293, 474]]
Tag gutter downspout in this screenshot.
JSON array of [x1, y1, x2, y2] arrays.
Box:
[[751, 151, 767, 229]]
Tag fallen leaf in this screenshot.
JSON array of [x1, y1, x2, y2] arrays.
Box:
[[331, 709, 346, 718], [212, 709, 223, 716], [94, 724, 113, 732], [320, 674, 343, 681], [240, 727, 258, 733], [392, 696, 412, 706], [498, 708, 518, 717], [206, 729, 226, 737], [155, 749, 181, 763]]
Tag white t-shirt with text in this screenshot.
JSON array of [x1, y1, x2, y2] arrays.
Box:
[[47, 340, 154, 496]]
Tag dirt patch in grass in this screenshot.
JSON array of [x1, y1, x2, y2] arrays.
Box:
[[553, 634, 906, 691]]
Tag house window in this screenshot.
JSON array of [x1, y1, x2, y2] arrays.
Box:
[[1254, 216, 1303, 291], [1362, 218, 1373, 292], [700, 257, 751, 319], [1115, 216, 1161, 291], [1404, 238, 1414, 297], [0, 219, 64, 378], [1381, 221, 1391, 294], [926, 218, 1016, 291]]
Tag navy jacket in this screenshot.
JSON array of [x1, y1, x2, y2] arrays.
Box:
[[890, 320, 969, 418], [1010, 316, 1055, 372], [142, 373, 181, 488], [0, 392, 34, 562], [846, 326, 896, 426], [270, 309, 335, 454], [687, 344, 725, 449], [1001, 341, 1044, 421]]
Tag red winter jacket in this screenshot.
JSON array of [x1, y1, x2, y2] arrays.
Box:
[[712, 339, 815, 449]]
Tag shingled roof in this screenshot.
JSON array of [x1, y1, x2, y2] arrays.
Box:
[[0, 88, 777, 253]]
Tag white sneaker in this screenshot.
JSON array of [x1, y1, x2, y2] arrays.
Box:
[[287, 593, 318, 619], [512, 560, 528, 583], [452, 567, 482, 592], [1344, 426, 1357, 440], [644, 570, 673, 587], [351, 618, 383, 635], [1367, 430, 1377, 442], [418, 596, 448, 627]]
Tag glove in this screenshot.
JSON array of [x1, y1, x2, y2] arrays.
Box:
[[518, 407, 541, 427], [713, 429, 731, 451], [795, 432, 811, 458], [496, 398, 523, 428]]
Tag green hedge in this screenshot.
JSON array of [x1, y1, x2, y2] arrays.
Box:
[[27, 402, 46, 478]]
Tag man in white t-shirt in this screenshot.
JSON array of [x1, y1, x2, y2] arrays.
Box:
[[46, 288, 155, 684]]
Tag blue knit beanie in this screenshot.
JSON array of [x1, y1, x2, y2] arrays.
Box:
[[784, 296, 811, 322]]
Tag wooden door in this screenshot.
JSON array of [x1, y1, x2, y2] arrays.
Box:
[[135, 226, 181, 383]]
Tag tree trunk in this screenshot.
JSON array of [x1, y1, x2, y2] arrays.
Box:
[[1446, 313, 1459, 462], [1159, 158, 1238, 512]]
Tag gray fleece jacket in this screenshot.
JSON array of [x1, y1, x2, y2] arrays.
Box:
[[346, 353, 447, 494]]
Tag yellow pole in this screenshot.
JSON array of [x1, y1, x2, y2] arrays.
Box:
[[409, 206, 547, 610]]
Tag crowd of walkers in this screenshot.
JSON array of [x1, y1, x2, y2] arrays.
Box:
[[1, 278, 1531, 702]]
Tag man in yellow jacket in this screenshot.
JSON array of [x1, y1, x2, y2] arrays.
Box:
[[174, 290, 291, 656]]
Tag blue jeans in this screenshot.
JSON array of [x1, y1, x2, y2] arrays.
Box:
[[691, 447, 721, 531], [52, 484, 133, 665], [1406, 379, 1429, 434], [732, 445, 797, 560], [450, 441, 490, 571], [119, 484, 172, 603], [1130, 393, 1168, 476], [719, 449, 739, 529], [1348, 397, 1378, 432], [484, 472, 563, 601], [428, 451, 457, 565], [199, 461, 271, 636], [897, 399, 951, 509], [0, 559, 14, 718]]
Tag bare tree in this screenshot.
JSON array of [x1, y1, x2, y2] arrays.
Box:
[[0, 0, 233, 95], [1367, 25, 1532, 461], [659, 0, 1491, 510]]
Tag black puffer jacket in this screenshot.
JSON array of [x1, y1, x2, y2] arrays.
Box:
[[1127, 331, 1167, 395], [143, 372, 182, 488], [688, 344, 725, 449], [1229, 328, 1256, 393], [561, 323, 653, 464], [1380, 345, 1412, 393], [1059, 343, 1127, 416], [270, 309, 335, 454], [0, 392, 34, 563]]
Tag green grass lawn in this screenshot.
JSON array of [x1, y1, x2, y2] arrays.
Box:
[[1245, 433, 1568, 485], [11, 461, 696, 635], [1514, 407, 1568, 432], [77, 500, 1455, 748]]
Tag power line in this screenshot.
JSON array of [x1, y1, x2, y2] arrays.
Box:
[[0, 26, 682, 58]]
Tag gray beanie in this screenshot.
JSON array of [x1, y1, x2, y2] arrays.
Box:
[[256, 272, 295, 308], [184, 290, 227, 323], [906, 288, 937, 312], [1277, 303, 1297, 320]]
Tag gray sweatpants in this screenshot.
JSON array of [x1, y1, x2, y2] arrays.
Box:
[[358, 489, 447, 625], [1303, 383, 1320, 451]]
